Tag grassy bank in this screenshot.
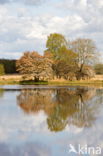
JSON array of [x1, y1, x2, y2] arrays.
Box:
[[0, 74, 103, 86], [0, 79, 103, 87], [0, 80, 20, 85], [49, 80, 103, 87]]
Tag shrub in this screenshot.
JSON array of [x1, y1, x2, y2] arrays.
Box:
[[94, 64, 103, 74]]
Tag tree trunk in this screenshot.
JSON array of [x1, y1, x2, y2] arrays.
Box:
[[80, 63, 84, 72], [34, 77, 39, 82]]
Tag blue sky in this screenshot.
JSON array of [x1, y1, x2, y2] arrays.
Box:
[[0, 0, 103, 61]]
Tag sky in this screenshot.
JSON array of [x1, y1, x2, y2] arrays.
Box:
[[0, 0, 103, 61]]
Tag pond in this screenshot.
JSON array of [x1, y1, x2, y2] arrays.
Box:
[[0, 85, 103, 156]]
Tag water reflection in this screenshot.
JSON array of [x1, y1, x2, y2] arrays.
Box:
[[0, 142, 50, 156], [0, 88, 4, 98], [17, 87, 99, 132]]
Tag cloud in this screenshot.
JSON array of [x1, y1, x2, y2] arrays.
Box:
[[0, 5, 86, 58], [56, 0, 103, 57], [58, 0, 103, 20], [24, 0, 46, 5], [58, 0, 103, 22], [0, 0, 10, 4], [0, 142, 50, 156], [0, 0, 47, 5], [0, 9, 102, 59], [0, 0, 103, 61]]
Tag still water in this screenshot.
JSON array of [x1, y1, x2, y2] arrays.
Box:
[[0, 85, 103, 156]]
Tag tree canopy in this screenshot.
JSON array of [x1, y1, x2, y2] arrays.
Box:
[[71, 38, 97, 72], [52, 46, 78, 79], [16, 51, 53, 81], [0, 64, 5, 75], [0, 59, 17, 74], [16, 33, 98, 81], [46, 33, 67, 59]]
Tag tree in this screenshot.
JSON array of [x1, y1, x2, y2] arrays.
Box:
[[0, 59, 17, 74], [16, 51, 53, 81], [94, 64, 103, 74], [71, 38, 97, 72], [46, 33, 67, 59], [0, 64, 5, 75], [52, 46, 78, 79], [44, 50, 54, 60], [57, 46, 77, 64], [45, 34, 79, 80], [76, 65, 95, 80]]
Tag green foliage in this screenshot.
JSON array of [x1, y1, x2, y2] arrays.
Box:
[[46, 33, 67, 59], [58, 46, 78, 64], [0, 59, 17, 74], [52, 46, 78, 79], [0, 64, 5, 75], [94, 64, 103, 74], [45, 34, 97, 80]]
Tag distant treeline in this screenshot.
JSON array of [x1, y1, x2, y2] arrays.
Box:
[[0, 59, 17, 74]]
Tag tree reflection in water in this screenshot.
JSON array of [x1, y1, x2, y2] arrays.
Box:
[[0, 89, 4, 98], [17, 87, 100, 132]]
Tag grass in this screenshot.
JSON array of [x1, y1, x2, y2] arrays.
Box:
[[0, 80, 20, 85], [20, 80, 48, 85], [49, 80, 103, 87], [0, 79, 103, 87]]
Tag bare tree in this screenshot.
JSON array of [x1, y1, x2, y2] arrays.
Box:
[[71, 38, 97, 72]]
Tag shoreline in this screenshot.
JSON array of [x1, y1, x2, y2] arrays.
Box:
[[0, 79, 103, 87], [0, 74, 103, 86]]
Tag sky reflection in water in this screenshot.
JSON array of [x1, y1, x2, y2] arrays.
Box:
[[0, 85, 103, 156]]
